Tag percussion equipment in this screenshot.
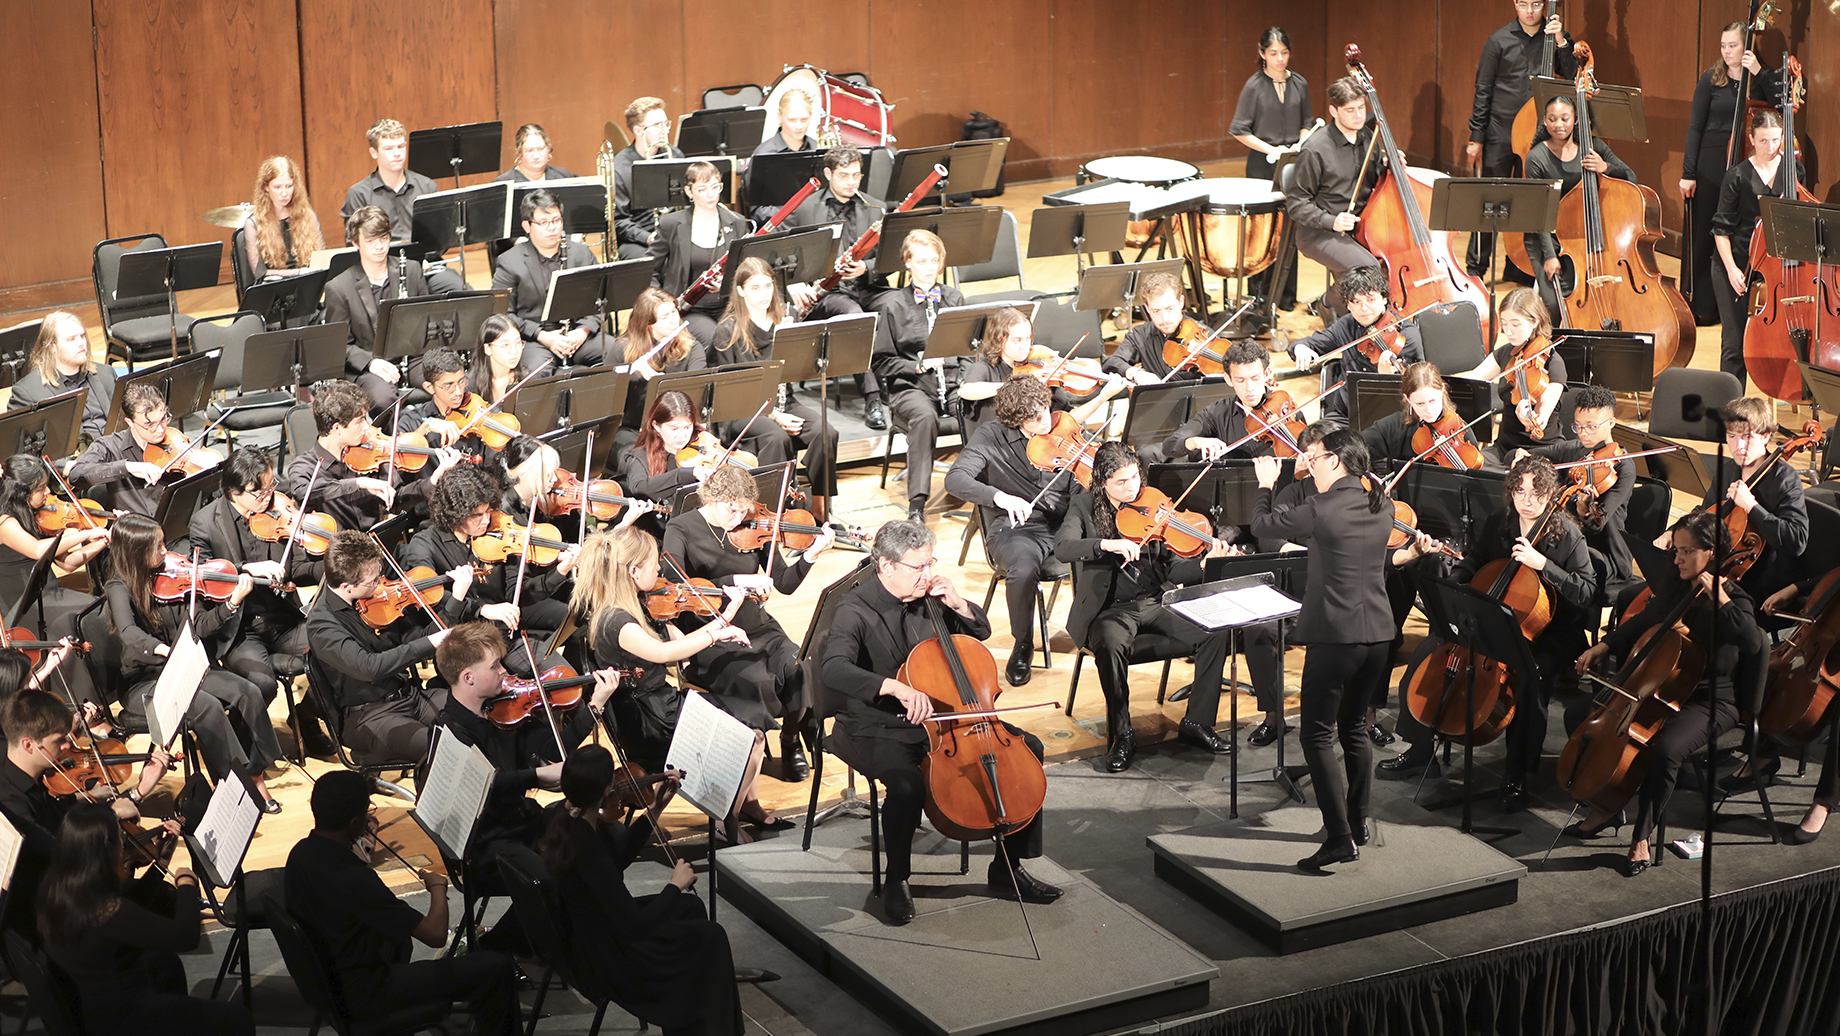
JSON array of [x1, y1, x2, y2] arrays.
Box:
[[202, 203, 253, 229], [1078, 156, 1202, 249], [1184, 177, 1286, 280], [762, 65, 896, 148]]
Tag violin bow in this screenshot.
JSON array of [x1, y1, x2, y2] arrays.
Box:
[[579, 427, 594, 542], [370, 533, 450, 633], [519, 630, 570, 761], [154, 411, 232, 477], [1213, 380, 1346, 459], [1491, 334, 1570, 383], [1549, 444, 1682, 472], [711, 401, 772, 471], [41, 456, 102, 531], [385, 394, 404, 494], [763, 464, 793, 581], [1381, 410, 1492, 493], [660, 550, 736, 630], [274, 457, 324, 580], [187, 547, 202, 631], [1307, 300, 1446, 366], [452, 360, 553, 442]]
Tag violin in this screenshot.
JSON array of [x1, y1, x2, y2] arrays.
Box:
[[1026, 411, 1104, 488], [150, 552, 288, 601], [1722, 420, 1823, 581], [1354, 311, 1408, 368], [1112, 486, 1233, 558], [470, 511, 571, 566], [541, 469, 670, 522], [356, 565, 453, 628], [1385, 498, 1463, 559], [601, 765, 676, 812], [643, 577, 766, 621], [41, 737, 154, 798], [35, 497, 114, 534], [450, 393, 524, 451], [1012, 344, 1108, 396], [902, 596, 1047, 843], [1160, 318, 1232, 376], [725, 503, 869, 552], [247, 506, 338, 556], [1409, 408, 1485, 469], [1760, 567, 1840, 746], [1564, 441, 1624, 523], [1506, 335, 1555, 439], [675, 431, 759, 472], [0, 628, 88, 666], [341, 431, 451, 473], [143, 429, 222, 478], [484, 663, 640, 729], [1245, 388, 1309, 457]]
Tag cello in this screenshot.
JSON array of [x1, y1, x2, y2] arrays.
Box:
[[1760, 567, 1840, 745], [1741, 55, 1840, 401], [1344, 46, 1493, 318], [1551, 44, 1695, 375]]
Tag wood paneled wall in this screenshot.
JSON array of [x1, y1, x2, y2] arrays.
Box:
[[5, 0, 1836, 312]]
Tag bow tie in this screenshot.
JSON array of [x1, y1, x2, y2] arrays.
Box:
[[914, 286, 942, 304]]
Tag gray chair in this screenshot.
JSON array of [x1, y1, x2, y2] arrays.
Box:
[[93, 233, 200, 370], [193, 311, 294, 436], [284, 403, 319, 472], [701, 84, 764, 110], [952, 210, 1025, 292], [1416, 300, 1488, 374], [1649, 367, 1744, 442]]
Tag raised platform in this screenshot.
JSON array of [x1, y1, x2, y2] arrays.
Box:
[[1148, 808, 1526, 954], [714, 822, 1217, 1036]]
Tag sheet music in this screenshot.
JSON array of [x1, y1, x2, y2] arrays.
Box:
[[0, 812, 20, 893], [1168, 584, 1301, 631], [665, 691, 756, 822], [191, 774, 260, 889], [413, 730, 494, 861], [148, 625, 208, 748]]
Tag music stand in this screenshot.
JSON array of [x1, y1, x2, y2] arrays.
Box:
[[1120, 379, 1236, 455], [924, 300, 1040, 372], [509, 178, 609, 239], [558, 369, 629, 436], [0, 319, 40, 390], [1798, 361, 1840, 480], [239, 269, 329, 330], [746, 150, 832, 213], [1428, 177, 1563, 342], [240, 323, 347, 401], [408, 120, 504, 189], [104, 351, 221, 436], [4, 530, 62, 633], [1530, 77, 1649, 142], [872, 207, 1001, 275], [722, 225, 839, 303], [1391, 464, 1506, 550], [678, 107, 767, 159], [771, 313, 875, 475], [1610, 425, 1710, 499], [1145, 461, 1276, 532], [411, 183, 513, 285], [154, 467, 220, 547], [374, 292, 499, 377], [1074, 259, 1187, 330], [116, 242, 223, 362], [1551, 330, 1656, 395], [1028, 203, 1130, 276], [889, 139, 1008, 205], [541, 259, 653, 366], [319, 242, 426, 282], [645, 365, 779, 430], [1762, 197, 1840, 387], [539, 415, 622, 479], [0, 393, 85, 463], [1347, 373, 1496, 444], [677, 461, 799, 516], [1414, 576, 1536, 839], [631, 156, 738, 209]]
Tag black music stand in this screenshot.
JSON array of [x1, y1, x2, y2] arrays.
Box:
[[631, 156, 738, 209], [559, 369, 629, 436], [1529, 77, 1650, 143], [1120, 379, 1235, 455], [1610, 425, 1710, 499], [746, 150, 830, 213], [925, 301, 1039, 374], [1798, 361, 1840, 480], [411, 183, 512, 285], [1145, 461, 1281, 533], [408, 120, 503, 189], [1414, 576, 1536, 839], [1028, 203, 1130, 276], [509, 178, 609, 239], [241, 323, 347, 401], [320, 242, 426, 283], [1346, 373, 1496, 444], [1551, 330, 1656, 395], [0, 319, 40, 389], [104, 351, 220, 436], [539, 415, 622, 480], [116, 242, 223, 362], [1391, 464, 1506, 550], [0, 393, 85, 463], [1428, 177, 1563, 342], [240, 269, 329, 330], [542, 259, 653, 363], [4, 530, 62, 633], [676, 461, 799, 516], [1074, 259, 1187, 330], [889, 139, 1007, 205], [872, 207, 1001, 275], [375, 292, 499, 377], [771, 313, 876, 476], [645, 365, 779, 431], [1761, 196, 1840, 388], [722, 225, 838, 303], [154, 467, 219, 547], [678, 107, 767, 159]]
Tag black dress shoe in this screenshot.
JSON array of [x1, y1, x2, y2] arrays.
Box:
[[1375, 749, 1436, 780], [1298, 838, 1360, 872], [1623, 855, 1650, 878], [1353, 819, 1371, 847], [908, 502, 928, 525], [1105, 733, 1136, 773], [1368, 722, 1396, 747], [1165, 683, 1192, 703], [1786, 821, 1825, 845], [734, 967, 781, 983], [1498, 781, 1525, 814], [989, 864, 1062, 903], [864, 398, 889, 430], [1717, 757, 1781, 793], [883, 880, 915, 923], [1562, 810, 1624, 840], [779, 733, 810, 782], [1005, 653, 1032, 687], [1177, 719, 1233, 755], [1247, 720, 1284, 748]]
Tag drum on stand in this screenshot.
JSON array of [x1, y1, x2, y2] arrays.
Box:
[[763, 64, 896, 148], [1080, 156, 1200, 249]]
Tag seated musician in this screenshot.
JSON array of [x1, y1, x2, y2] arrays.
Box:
[[784, 146, 890, 430], [492, 188, 606, 373], [1523, 94, 1635, 318], [469, 314, 531, 406], [867, 230, 968, 522], [322, 206, 429, 414], [1572, 511, 1766, 875], [1099, 272, 1206, 393], [7, 309, 116, 439], [0, 456, 110, 641], [243, 155, 325, 283], [1514, 385, 1636, 584], [103, 514, 285, 812], [622, 390, 717, 504], [493, 437, 586, 643], [1163, 338, 1283, 465], [1388, 455, 1596, 812], [618, 288, 709, 440], [822, 520, 1060, 923], [69, 384, 218, 519], [943, 377, 1073, 688], [1761, 577, 1838, 846], [187, 446, 321, 704], [611, 97, 686, 261], [288, 381, 457, 532], [0, 690, 170, 936], [339, 118, 465, 293], [1288, 264, 1426, 421], [537, 746, 742, 1035], [746, 87, 820, 224], [493, 123, 574, 182], [305, 532, 460, 764], [400, 464, 541, 651], [1054, 442, 1236, 771], [1359, 362, 1484, 475], [712, 257, 841, 520], [662, 466, 835, 787], [39, 804, 254, 1036], [396, 348, 475, 455], [286, 771, 519, 1036], [958, 306, 1124, 432], [1465, 0, 1572, 276], [1457, 288, 1566, 464], [1284, 76, 1383, 286], [650, 160, 748, 347]]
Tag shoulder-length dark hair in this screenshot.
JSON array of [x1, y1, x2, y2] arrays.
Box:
[[107, 514, 167, 637], [1499, 454, 1572, 547], [36, 802, 124, 949], [0, 455, 48, 533], [538, 744, 616, 876], [716, 257, 784, 360], [633, 390, 702, 477], [468, 314, 526, 401], [1088, 442, 1140, 539]]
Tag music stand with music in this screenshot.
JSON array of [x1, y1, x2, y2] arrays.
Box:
[[678, 107, 768, 159], [542, 258, 653, 361], [746, 150, 831, 214], [722, 225, 839, 304], [889, 139, 1008, 206], [411, 183, 513, 285], [1530, 77, 1650, 144], [1074, 259, 1188, 331], [154, 466, 220, 547], [1346, 372, 1496, 445], [239, 269, 329, 330], [1610, 425, 1710, 500], [375, 292, 499, 380], [105, 351, 221, 436], [115, 242, 223, 362], [0, 393, 86, 464], [676, 461, 800, 517], [0, 319, 40, 390], [1551, 330, 1656, 396], [559, 369, 629, 436], [1391, 465, 1506, 550], [871, 207, 1002, 275], [771, 313, 876, 485], [1028, 202, 1130, 277], [631, 156, 738, 210], [1119, 379, 1236, 456], [1798, 361, 1840, 480], [240, 323, 347, 401], [4, 530, 61, 634], [1428, 177, 1563, 342], [408, 120, 504, 189], [539, 414, 622, 480]]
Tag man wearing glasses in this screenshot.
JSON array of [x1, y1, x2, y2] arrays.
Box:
[[492, 189, 606, 372], [1514, 385, 1637, 582], [1464, 0, 1573, 277], [785, 147, 892, 430], [611, 97, 685, 260], [69, 384, 219, 518]]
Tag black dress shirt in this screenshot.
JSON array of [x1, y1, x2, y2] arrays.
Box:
[[870, 284, 967, 398], [1100, 319, 1206, 383], [1469, 21, 1575, 146], [321, 260, 429, 375], [438, 694, 594, 845], [1249, 475, 1394, 644], [1288, 311, 1426, 412], [7, 366, 116, 439], [820, 576, 992, 745], [659, 511, 813, 639], [619, 445, 699, 502], [1164, 395, 1277, 462], [746, 132, 819, 224], [1683, 67, 1782, 180], [1522, 140, 1635, 264], [1287, 124, 1379, 231], [103, 577, 241, 682], [187, 496, 321, 629], [1488, 342, 1569, 453], [285, 833, 422, 1004], [1053, 491, 1204, 647], [0, 757, 68, 932], [68, 430, 170, 518], [341, 170, 442, 244], [491, 239, 604, 340], [648, 207, 750, 306], [944, 420, 1070, 532], [1230, 72, 1312, 147], [1602, 579, 1765, 707], [305, 590, 440, 711], [1712, 159, 1802, 271], [286, 440, 433, 533]]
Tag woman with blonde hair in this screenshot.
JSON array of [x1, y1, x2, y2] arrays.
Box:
[[6, 310, 115, 438], [243, 155, 325, 282], [1458, 286, 1566, 462]]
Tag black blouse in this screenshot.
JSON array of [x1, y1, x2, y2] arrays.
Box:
[[1711, 158, 1801, 270], [1229, 72, 1312, 148]]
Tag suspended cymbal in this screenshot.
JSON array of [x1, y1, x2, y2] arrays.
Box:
[[202, 203, 253, 229]]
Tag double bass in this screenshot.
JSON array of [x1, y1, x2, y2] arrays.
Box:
[[1742, 55, 1840, 401], [1551, 44, 1695, 374], [1344, 46, 1493, 318]]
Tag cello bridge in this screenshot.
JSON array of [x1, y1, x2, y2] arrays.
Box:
[[1782, 294, 1817, 305], [1410, 274, 1444, 288]]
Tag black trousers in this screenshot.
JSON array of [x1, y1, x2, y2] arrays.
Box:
[[1630, 698, 1738, 846], [356, 356, 427, 416], [125, 669, 284, 781], [983, 518, 1066, 661], [1299, 641, 1391, 840], [344, 687, 444, 765], [349, 951, 520, 1036], [888, 388, 944, 504], [219, 610, 309, 704], [1242, 622, 1285, 712], [1686, 145, 1729, 325], [716, 405, 839, 497], [519, 333, 607, 376], [826, 729, 1044, 885], [1089, 599, 1229, 739], [1710, 253, 1750, 385]]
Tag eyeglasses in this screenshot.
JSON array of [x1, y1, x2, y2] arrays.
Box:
[[530, 217, 564, 230], [1572, 418, 1613, 433], [889, 557, 936, 573], [642, 119, 672, 133], [1299, 451, 1329, 467]]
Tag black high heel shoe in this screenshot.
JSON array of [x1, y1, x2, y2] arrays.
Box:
[[1563, 809, 1624, 840], [1718, 756, 1782, 794], [1787, 805, 1831, 846]]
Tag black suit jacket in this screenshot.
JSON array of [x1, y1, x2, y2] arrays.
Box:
[[820, 577, 992, 746], [647, 207, 750, 299], [1249, 475, 1394, 643], [321, 262, 429, 374], [490, 240, 603, 340], [1054, 492, 1203, 647]]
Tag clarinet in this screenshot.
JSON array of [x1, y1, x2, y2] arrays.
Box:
[[927, 296, 948, 414], [555, 238, 571, 372], [396, 252, 408, 299]]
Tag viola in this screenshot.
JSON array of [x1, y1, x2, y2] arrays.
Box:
[[1245, 388, 1309, 457], [143, 429, 223, 478], [1026, 411, 1104, 488], [1505, 335, 1556, 440], [902, 596, 1047, 843], [35, 497, 113, 534], [450, 393, 524, 451], [41, 737, 152, 798], [602, 765, 676, 812], [356, 565, 452, 629], [1343, 46, 1493, 317], [470, 511, 571, 566], [1113, 486, 1232, 558], [1562, 441, 1624, 524], [725, 504, 870, 552], [484, 663, 641, 728], [341, 431, 454, 474], [542, 469, 671, 522], [1760, 567, 1840, 746], [675, 431, 759, 472], [150, 552, 287, 601], [1160, 318, 1232, 376], [1552, 44, 1695, 376], [643, 577, 766, 621], [1013, 345, 1108, 396], [247, 507, 338, 556], [1409, 408, 1485, 469], [0, 628, 86, 665]]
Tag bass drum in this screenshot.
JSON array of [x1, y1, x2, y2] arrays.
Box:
[[762, 65, 896, 148], [1080, 155, 1201, 249], [1183, 177, 1285, 279]]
